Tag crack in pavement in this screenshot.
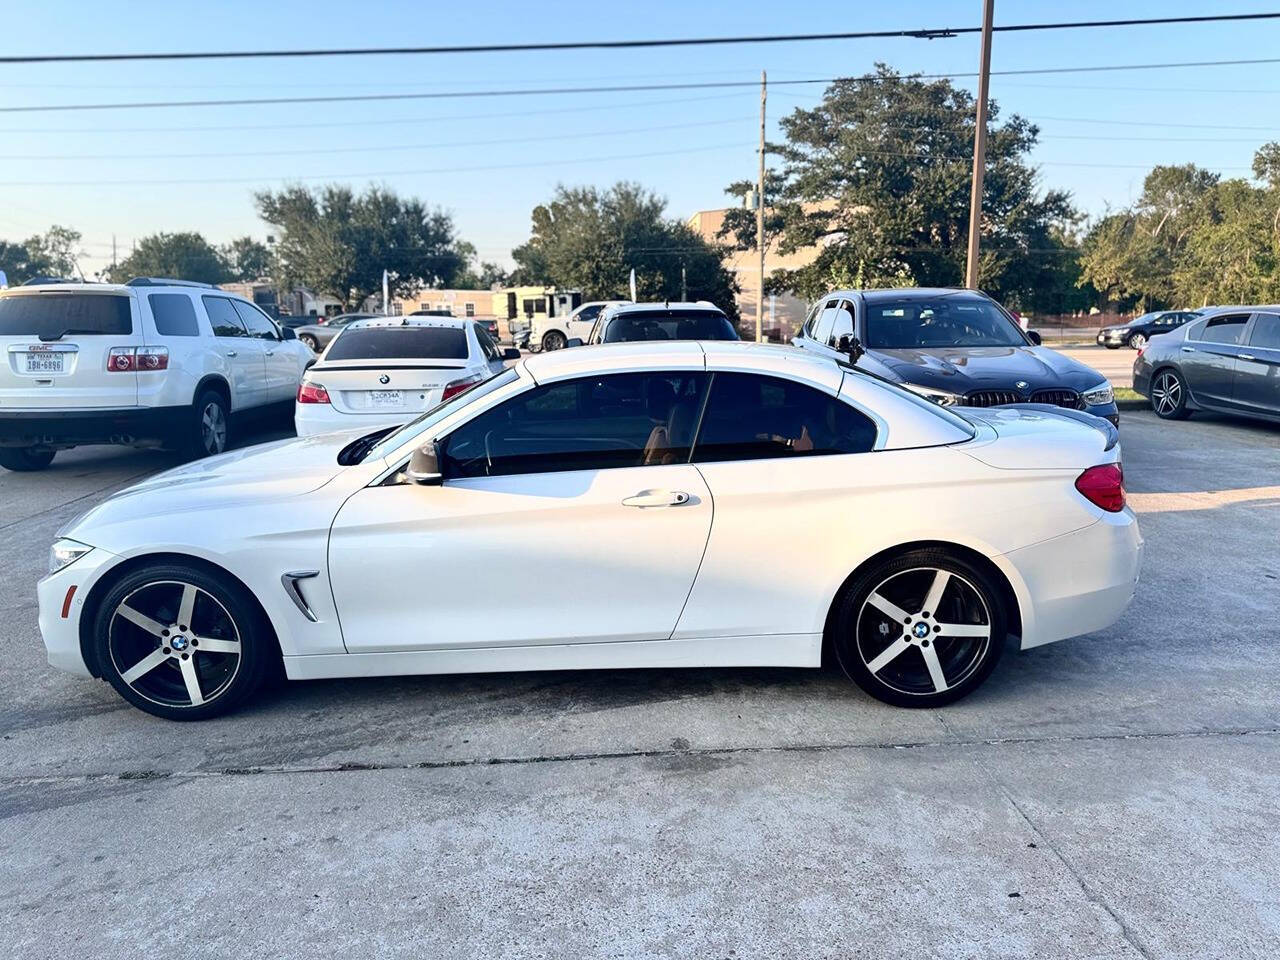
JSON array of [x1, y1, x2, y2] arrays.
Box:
[[4, 723, 1276, 788]]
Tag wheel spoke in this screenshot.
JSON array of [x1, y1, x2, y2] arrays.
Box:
[[867, 592, 912, 624], [119, 648, 170, 684], [935, 622, 990, 638], [176, 584, 197, 629], [921, 570, 950, 615], [921, 644, 949, 692], [195, 636, 239, 655], [116, 604, 166, 636], [866, 636, 911, 674], [178, 655, 204, 706]]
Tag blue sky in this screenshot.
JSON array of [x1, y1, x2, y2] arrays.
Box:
[[2, 0, 1279, 276]]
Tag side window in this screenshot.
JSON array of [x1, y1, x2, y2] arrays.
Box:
[[1249, 313, 1280, 349], [811, 300, 840, 346], [442, 372, 709, 479], [693, 372, 877, 463], [148, 293, 200, 337], [1198, 314, 1249, 345], [576, 304, 602, 325], [473, 323, 501, 362], [231, 299, 279, 340], [828, 299, 856, 347], [202, 296, 248, 338], [801, 302, 821, 339]]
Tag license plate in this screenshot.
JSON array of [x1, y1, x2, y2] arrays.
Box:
[[369, 390, 402, 408], [23, 352, 66, 374]]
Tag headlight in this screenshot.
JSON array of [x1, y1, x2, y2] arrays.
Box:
[[49, 538, 91, 574], [1082, 381, 1115, 406], [902, 382, 963, 407]]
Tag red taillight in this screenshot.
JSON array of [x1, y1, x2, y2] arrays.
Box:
[[297, 381, 331, 404], [1075, 463, 1125, 512], [107, 346, 168, 372], [441, 376, 479, 402]]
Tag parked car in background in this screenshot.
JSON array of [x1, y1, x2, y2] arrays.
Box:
[[793, 288, 1120, 425], [294, 315, 517, 436], [1096, 310, 1201, 350], [0, 278, 311, 470], [40, 340, 1139, 719], [1132, 306, 1280, 423], [293, 313, 375, 353], [532, 300, 628, 352], [584, 302, 739, 345]]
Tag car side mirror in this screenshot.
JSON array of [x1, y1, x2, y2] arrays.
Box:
[[407, 440, 444, 486], [837, 334, 865, 364], [280, 326, 297, 341], [565, 338, 584, 348], [1026, 330, 1043, 345], [502, 348, 521, 360]]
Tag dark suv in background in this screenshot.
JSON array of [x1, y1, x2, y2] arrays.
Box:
[[1096, 310, 1201, 350], [792, 287, 1119, 425]]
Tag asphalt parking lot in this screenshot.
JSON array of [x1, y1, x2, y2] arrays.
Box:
[[2, 405, 1279, 959]]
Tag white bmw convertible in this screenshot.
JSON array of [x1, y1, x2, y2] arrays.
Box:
[[39, 342, 1141, 720]]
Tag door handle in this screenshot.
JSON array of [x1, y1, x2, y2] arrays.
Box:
[[265, 350, 275, 356], [1237, 353, 1256, 361], [1180, 346, 1195, 353], [622, 489, 691, 508], [225, 350, 238, 358]]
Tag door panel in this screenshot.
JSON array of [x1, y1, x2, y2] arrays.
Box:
[[1181, 314, 1249, 407], [201, 296, 266, 409], [328, 464, 712, 653], [1233, 313, 1280, 413]]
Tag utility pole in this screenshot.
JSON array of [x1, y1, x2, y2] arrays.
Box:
[[964, 0, 995, 290], [681, 262, 687, 301], [756, 69, 767, 342], [111, 234, 117, 273]]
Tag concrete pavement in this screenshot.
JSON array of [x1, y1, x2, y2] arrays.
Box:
[[2, 410, 1278, 959]]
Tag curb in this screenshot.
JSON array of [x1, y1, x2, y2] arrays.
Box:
[[1116, 398, 1148, 411]]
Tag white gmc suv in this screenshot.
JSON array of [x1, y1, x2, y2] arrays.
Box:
[[0, 278, 312, 470]]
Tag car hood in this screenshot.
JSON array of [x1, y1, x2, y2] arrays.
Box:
[[61, 431, 366, 538], [865, 345, 1106, 394]]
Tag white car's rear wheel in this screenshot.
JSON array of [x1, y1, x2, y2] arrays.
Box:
[[542, 330, 567, 351], [93, 563, 272, 720], [186, 390, 229, 459], [833, 550, 1006, 707]]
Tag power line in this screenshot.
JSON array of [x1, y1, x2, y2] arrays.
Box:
[[8, 57, 1280, 114], [4, 13, 1279, 64]]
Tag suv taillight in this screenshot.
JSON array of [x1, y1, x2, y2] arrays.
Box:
[[107, 346, 168, 372], [297, 381, 330, 404], [1075, 463, 1125, 512], [441, 376, 480, 402]]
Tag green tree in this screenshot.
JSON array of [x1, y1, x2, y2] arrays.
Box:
[[107, 231, 230, 284], [1173, 178, 1280, 305], [2, 225, 86, 282], [255, 184, 465, 309], [511, 182, 739, 317], [719, 66, 1077, 311], [220, 236, 272, 282]]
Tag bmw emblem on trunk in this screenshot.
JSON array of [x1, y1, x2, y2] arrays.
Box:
[[1015, 380, 1029, 390], [379, 374, 390, 384]]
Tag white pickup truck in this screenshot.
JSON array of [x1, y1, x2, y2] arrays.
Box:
[[529, 300, 628, 352]]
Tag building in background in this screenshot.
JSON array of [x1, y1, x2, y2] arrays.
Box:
[[390, 288, 498, 320]]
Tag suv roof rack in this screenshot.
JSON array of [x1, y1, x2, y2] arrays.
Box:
[[22, 276, 83, 286], [125, 277, 216, 288]]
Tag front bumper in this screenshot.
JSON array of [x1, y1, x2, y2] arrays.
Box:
[[37, 546, 124, 678], [1003, 508, 1143, 650], [1097, 330, 1129, 346], [0, 406, 187, 448]]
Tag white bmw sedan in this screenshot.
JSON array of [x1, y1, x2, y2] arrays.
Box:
[[39, 342, 1141, 720], [294, 315, 516, 437]]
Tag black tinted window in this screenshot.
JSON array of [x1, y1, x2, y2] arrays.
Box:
[[473, 324, 501, 362], [148, 293, 199, 337], [1198, 315, 1249, 345], [865, 298, 1024, 348], [828, 300, 855, 346], [1249, 314, 1280, 349], [0, 294, 131, 337], [203, 296, 248, 337], [231, 299, 278, 340], [693, 373, 877, 463], [443, 372, 709, 478], [326, 326, 468, 361], [601, 311, 738, 343]]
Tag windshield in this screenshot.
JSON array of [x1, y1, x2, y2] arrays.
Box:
[[601, 310, 738, 343], [362, 366, 518, 462], [0, 293, 132, 338], [326, 326, 468, 361], [864, 298, 1027, 349]]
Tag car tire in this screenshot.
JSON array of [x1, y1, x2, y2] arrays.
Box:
[[832, 549, 1007, 708], [299, 334, 319, 352], [185, 389, 230, 459], [542, 330, 567, 351], [1150, 367, 1191, 420], [1128, 332, 1148, 350], [0, 446, 56, 471], [1104, 343, 1120, 350], [92, 561, 274, 721]]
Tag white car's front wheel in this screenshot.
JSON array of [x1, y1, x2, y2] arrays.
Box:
[[92, 563, 273, 720], [542, 330, 567, 351], [833, 550, 1007, 707]]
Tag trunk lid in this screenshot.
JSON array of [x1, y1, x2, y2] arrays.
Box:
[[956, 405, 1118, 470], [306, 359, 471, 416]]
